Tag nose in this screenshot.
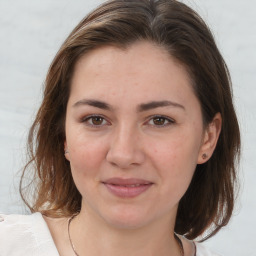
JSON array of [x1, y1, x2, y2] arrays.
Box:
[[106, 125, 145, 169]]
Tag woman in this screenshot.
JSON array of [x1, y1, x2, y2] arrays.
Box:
[[0, 0, 240, 255]]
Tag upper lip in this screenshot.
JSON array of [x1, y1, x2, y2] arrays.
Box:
[[102, 178, 153, 185]]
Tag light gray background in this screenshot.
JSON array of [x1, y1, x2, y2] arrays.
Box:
[[0, 0, 255, 255]]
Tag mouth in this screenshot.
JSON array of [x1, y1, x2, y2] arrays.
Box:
[[102, 178, 153, 198]]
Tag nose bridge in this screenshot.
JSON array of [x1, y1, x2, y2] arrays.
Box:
[[106, 121, 144, 168]]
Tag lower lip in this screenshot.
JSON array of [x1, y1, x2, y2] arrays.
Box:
[[103, 183, 152, 198]]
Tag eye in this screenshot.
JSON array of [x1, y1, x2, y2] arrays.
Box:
[[82, 115, 109, 127], [147, 115, 174, 127]]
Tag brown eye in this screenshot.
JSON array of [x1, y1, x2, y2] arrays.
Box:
[[147, 115, 174, 127], [83, 115, 108, 127], [153, 117, 166, 126], [91, 116, 104, 125]]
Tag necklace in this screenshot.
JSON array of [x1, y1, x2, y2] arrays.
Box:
[[174, 234, 185, 256], [68, 215, 196, 256], [68, 215, 79, 256]]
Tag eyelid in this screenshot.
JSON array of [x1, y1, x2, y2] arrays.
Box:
[[80, 114, 175, 128], [81, 114, 111, 127], [145, 115, 175, 127]]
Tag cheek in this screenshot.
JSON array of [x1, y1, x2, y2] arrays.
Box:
[[149, 130, 201, 184], [67, 137, 109, 197], [68, 135, 107, 177]]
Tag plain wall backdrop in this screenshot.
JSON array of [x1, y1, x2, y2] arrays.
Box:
[[0, 0, 255, 255]]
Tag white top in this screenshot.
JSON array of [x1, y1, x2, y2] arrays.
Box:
[[0, 213, 222, 256]]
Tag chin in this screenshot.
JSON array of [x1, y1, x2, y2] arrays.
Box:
[[101, 206, 154, 230], [105, 217, 149, 230]]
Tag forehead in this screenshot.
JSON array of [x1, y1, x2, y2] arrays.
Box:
[[69, 41, 197, 108]]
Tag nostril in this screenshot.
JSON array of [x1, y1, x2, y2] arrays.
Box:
[[106, 135, 145, 168]]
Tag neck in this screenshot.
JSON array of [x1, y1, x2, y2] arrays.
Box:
[[69, 203, 181, 256]]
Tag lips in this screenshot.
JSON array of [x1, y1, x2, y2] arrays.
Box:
[[102, 178, 153, 198]]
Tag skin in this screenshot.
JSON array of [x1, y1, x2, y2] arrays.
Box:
[[44, 41, 221, 256]]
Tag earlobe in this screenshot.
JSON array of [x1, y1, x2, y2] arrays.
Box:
[[197, 113, 222, 164], [64, 141, 70, 161]]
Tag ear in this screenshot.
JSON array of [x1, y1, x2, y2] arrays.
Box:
[[64, 141, 70, 161], [197, 113, 222, 164]]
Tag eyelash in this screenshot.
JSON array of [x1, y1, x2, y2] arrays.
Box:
[[146, 115, 175, 127], [81, 115, 175, 128], [81, 114, 110, 127]]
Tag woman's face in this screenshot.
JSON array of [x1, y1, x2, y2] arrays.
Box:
[[65, 41, 208, 229]]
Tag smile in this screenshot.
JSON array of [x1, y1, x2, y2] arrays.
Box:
[[102, 178, 153, 198]]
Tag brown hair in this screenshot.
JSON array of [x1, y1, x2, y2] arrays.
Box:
[[20, 0, 240, 240]]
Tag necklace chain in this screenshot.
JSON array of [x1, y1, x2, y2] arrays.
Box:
[[174, 234, 185, 256], [68, 215, 80, 256], [67, 215, 195, 256]]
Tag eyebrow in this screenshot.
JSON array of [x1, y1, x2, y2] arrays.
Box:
[[137, 100, 185, 112], [73, 99, 113, 110], [73, 99, 185, 112]]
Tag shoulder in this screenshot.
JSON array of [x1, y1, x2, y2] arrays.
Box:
[[179, 235, 222, 256], [0, 212, 59, 256], [195, 242, 223, 256]]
